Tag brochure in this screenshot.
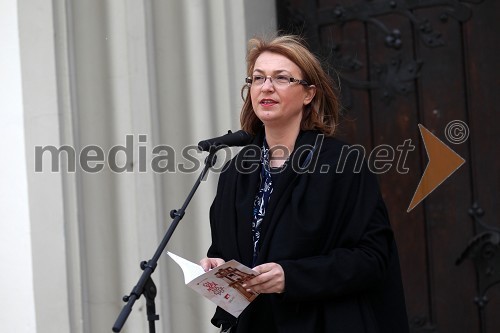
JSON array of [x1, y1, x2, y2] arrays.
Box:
[[167, 251, 259, 317]]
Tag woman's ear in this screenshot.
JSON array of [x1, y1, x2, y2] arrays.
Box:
[[303, 85, 316, 105]]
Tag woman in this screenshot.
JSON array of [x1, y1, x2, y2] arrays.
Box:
[[200, 35, 409, 333]]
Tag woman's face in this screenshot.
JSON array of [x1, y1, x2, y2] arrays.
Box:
[[250, 51, 315, 130]]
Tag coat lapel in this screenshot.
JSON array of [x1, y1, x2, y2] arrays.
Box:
[[256, 131, 322, 265], [234, 138, 263, 267]]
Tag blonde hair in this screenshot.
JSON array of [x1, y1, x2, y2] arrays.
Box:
[[240, 35, 340, 137]]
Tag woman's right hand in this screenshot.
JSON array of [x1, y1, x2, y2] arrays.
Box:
[[200, 257, 226, 272]]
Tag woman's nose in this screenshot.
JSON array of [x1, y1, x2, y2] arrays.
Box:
[[261, 77, 274, 91]]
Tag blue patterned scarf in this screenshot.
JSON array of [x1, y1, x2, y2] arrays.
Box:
[[251, 140, 273, 267]]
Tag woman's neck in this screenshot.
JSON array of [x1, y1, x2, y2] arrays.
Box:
[[264, 125, 300, 168]]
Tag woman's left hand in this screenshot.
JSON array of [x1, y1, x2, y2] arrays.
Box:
[[243, 262, 285, 294]]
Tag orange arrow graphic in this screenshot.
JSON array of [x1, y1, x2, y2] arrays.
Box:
[[407, 124, 466, 212]]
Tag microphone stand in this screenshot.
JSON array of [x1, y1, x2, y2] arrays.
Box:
[[112, 147, 219, 332]]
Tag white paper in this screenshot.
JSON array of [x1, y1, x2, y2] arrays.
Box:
[[167, 251, 259, 317], [167, 251, 205, 284]]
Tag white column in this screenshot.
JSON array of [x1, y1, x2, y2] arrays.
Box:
[[15, 0, 277, 332], [244, 0, 277, 40], [0, 1, 37, 332], [16, 0, 73, 332]]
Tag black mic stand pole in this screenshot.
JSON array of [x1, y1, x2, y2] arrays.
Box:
[[112, 147, 219, 332]]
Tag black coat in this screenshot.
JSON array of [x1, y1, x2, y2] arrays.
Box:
[[207, 130, 409, 333]]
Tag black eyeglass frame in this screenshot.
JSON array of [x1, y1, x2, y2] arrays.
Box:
[[245, 75, 311, 87]]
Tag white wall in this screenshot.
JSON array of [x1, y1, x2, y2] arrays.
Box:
[[10, 0, 276, 332], [0, 0, 37, 332]]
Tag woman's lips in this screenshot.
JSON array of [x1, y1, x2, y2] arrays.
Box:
[[260, 99, 278, 107]]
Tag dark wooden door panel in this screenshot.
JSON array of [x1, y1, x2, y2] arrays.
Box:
[[277, 0, 499, 332], [461, 1, 500, 332], [413, 5, 478, 333]]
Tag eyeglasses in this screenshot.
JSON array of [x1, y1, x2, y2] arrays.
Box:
[[245, 75, 310, 88]]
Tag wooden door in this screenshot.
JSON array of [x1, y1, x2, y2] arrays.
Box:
[[277, 1, 500, 332]]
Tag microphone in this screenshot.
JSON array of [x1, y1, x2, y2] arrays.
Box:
[[198, 130, 254, 151]]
